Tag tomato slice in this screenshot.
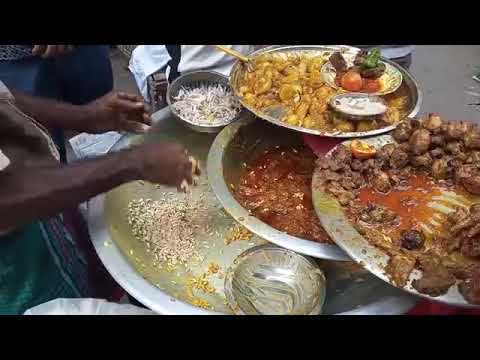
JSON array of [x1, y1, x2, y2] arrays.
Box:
[[350, 140, 377, 160], [341, 71, 363, 92], [363, 79, 381, 93]]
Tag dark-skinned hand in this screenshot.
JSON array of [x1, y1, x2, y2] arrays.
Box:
[[132, 143, 201, 189], [32, 45, 74, 58], [83, 92, 152, 134]]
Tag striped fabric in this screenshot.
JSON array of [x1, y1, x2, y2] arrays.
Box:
[[0, 217, 92, 315], [40, 215, 91, 297]]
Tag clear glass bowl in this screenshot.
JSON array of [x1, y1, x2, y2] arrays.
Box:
[[224, 245, 326, 315]]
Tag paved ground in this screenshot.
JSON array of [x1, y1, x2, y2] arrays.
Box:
[[410, 45, 480, 121], [110, 45, 480, 122]]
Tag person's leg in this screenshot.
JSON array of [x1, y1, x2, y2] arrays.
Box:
[[165, 45, 181, 83], [0, 57, 60, 98], [52, 46, 113, 162], [55, 45, 113, 105]]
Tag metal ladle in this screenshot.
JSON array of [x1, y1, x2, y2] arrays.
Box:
[[212, 45, 253, 70], [329, 93, 388, 121]]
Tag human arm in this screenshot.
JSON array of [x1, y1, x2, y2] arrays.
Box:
[[0, 142, 197, 233], [11, 90, 152, 134]]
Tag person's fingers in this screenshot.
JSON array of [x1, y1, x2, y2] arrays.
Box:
[[117, 93, 152, 120], [123, 111, 151, 126], [32, 45, 46, 56], [180, 160, 194, 185], [142, 113, 153, 126], [143, 102, 152, 114], [113, 98, 144, 112], [118, 120, 151, 133], [42, 45, 57, 58], [193, 159, 201, 176], [185, 156, 198, 184], [174, 162, 187, 190], [112, 96, 152, 126], [117, 92, 143, 102]]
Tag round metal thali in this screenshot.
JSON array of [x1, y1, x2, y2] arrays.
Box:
[[311, 134, 480, 308], [208, 113, 350, 261], [229, 45, 422, 138], [88, 107, 418, 314], [321, 52, 404, 96]]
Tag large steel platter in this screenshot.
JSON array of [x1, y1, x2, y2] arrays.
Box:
[[208, 113, 349, 261], [88, 107, 417, 314], [312, 135, 480, 308], [229, 45, 422, 138]]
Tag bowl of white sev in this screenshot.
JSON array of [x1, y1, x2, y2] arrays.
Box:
[[167, 70, 245, 133]]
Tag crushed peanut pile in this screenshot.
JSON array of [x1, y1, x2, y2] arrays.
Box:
[[224, 224, 253, 245], [127, 193, 208, 267]]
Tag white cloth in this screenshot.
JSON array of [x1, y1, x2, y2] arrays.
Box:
[[129, 45, 171, 101], [0, 79, 10, 170], [0, 78, 13, 102], [173, 45, 254, 77], [23, 298, 156, 315], [0, 149, 10, 171], [68, 131, 123, 159], [129, 45, 254, 100]]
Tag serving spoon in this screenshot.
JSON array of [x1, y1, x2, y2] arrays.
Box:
[[329, 93, 388, 121], [212, 45, 253, 70]]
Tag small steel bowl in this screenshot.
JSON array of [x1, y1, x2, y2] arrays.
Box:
[[224, 245, 327, 315], [167, 70, 244, 133], [329, 92, 388, 121]]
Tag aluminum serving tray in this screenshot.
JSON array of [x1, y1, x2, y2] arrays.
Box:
[[87, 107, 417, 314], [208, 114, 349, 261], [229, 45, 422, 138], [312, 135, 480, 308]]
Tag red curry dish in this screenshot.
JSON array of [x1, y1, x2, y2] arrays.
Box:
[[235, 145, 332, 244], [315, 114, 480, 304]]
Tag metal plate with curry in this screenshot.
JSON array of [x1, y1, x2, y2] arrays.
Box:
[[312, 134, 480, 308]]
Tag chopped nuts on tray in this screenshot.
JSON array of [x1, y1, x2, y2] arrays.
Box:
[[224, 224, 253, 245], [128, 195, 208, 267]]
